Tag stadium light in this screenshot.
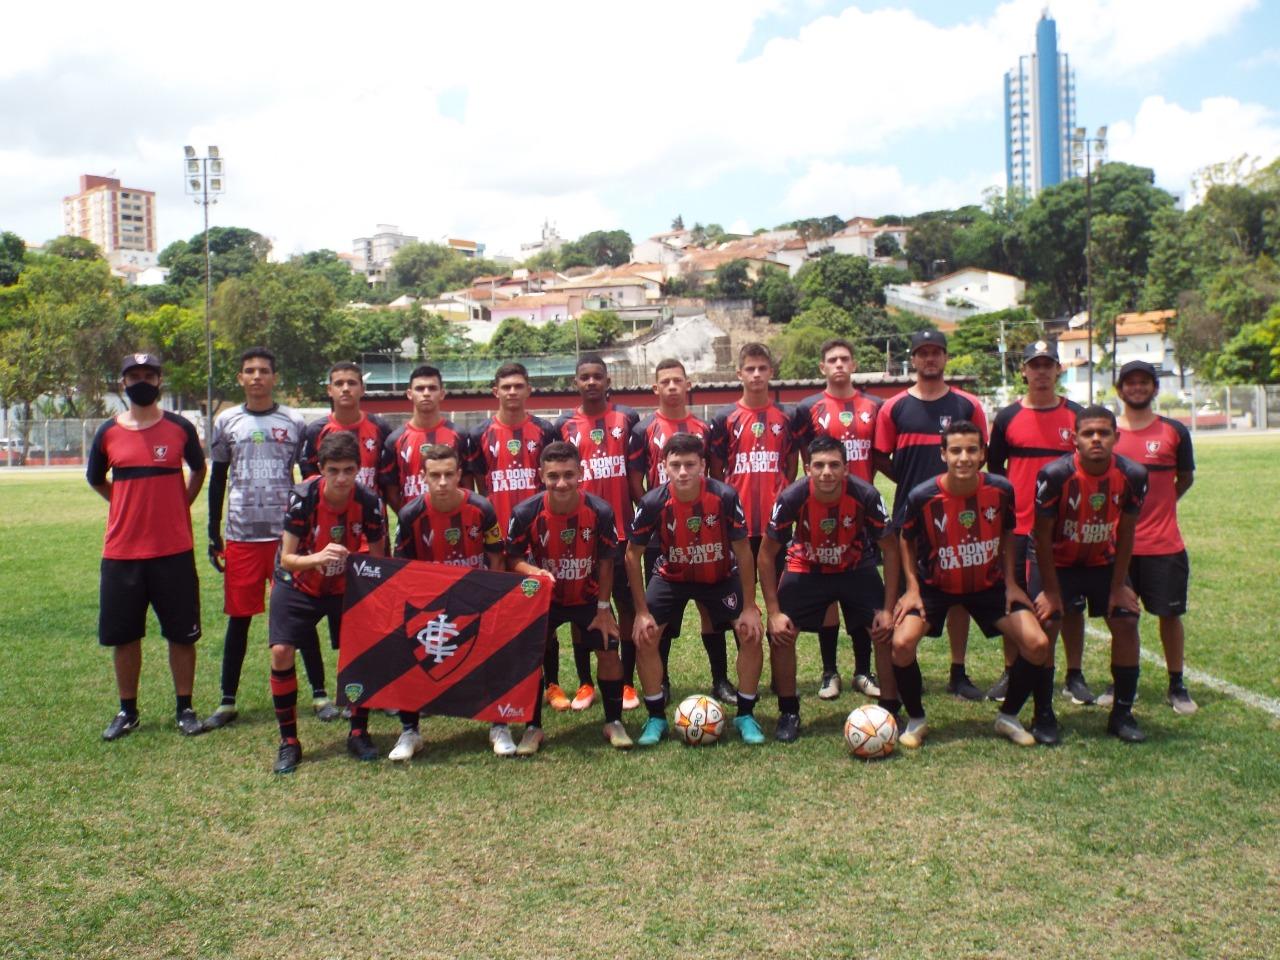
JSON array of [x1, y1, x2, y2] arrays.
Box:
[[183, 145, 226, 448], [1068, 126, 1108, 404]]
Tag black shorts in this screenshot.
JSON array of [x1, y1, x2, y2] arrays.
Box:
[[1129, 551, 1189, 617], [750, 534, 786, 587], [1012, 534, 1032, 592], [609, 545, 634, 615], [1030, 563, 1137, 619], [777, 566, 883, 632], [99, 551, 202, 647], [646, 576, 744, 633], [549, 603, 619, 652], [268, 582, 344, 649], [909, 583, 1026, 639]]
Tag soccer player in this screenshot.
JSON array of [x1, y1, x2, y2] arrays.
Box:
[[889, 420, 1054, 749], [508, 442, 630, 752], [554, 355, 641, 713], [985, 339, 1092, 705], [268, 431, 386, 774], [627, 358, 732, 703], [757, 437, 899, 742], [625, 434, 765, 746], [876, 329, 990, 701], [89, 353, 207, 740], [790, 336, 882, 699], [1032, 406, 1149, 743], [1114, 360, 1197, 713], [380, 364, 466, 514], [392, 444, 507, 759], [299, 361, 393, 494]]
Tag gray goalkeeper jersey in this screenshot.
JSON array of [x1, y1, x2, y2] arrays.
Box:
[[210, 403, 306, 541]]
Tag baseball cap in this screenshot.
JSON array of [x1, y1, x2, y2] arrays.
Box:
[[910, 329, 948, 353], [120, 352, 163, 377], [1117, 359, 1158, 383], [1022, 339, 1059, 362]]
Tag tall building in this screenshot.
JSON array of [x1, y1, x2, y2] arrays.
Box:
[[352, 224, 418, 284], [61, 175, 157, 268], [1004, 11, 1076, 198]]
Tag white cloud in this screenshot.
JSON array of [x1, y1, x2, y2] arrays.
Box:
[[782, 161, 1006, 218]]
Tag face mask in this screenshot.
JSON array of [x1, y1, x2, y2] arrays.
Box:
[[125, 381, 160, 406]]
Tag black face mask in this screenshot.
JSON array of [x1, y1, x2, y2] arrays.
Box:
[[125, 381, 160, 406]]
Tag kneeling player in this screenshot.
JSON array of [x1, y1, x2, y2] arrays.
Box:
[[268, 432, 386, 774], [758, 437, 899, 742], [393, 444, 506, 758], [508, 442, 630, 752], [625, 434, 764, 746], [890, 421, 1053, 749], [1033, 406, 1149, 742]]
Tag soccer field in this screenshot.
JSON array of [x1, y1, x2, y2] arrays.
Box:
[[2, 435, 1278, 960]]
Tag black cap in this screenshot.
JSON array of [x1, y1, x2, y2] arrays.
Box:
[[910, 329, 947, 353], [1022, 339, 1058, 362], [121, 352, 162, 377], [1117, 359, 1158, 384]]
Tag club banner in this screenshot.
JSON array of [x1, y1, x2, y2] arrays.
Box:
[[336, 555, 550, 723]]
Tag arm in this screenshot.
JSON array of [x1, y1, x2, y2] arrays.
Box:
[[1174, 471, 1194, 499], [628, 470, 646, 505], [207, 461, 229, 571], [893, 531, 923, 625], [757, 536, 795, 644], [279, 530, 346, 573], [1108, 513, 1140, 614], [588, 556, 620, 643], [873, 450, 895, 482], [91, 482, 112, 502], [730, 538, 763, 644], [1000, 528, 1034, 612], [185, 465, 207, 506], [1032, 514, 1063, 621], [625, 542, 656, 644]]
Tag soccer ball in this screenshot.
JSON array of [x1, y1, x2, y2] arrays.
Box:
[[843, 705, 898, 759], [673, 694, 726, 746]]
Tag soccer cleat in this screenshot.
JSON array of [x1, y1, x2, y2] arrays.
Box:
[[733, 715, 766, 745], [273, 741, 302, 774], [1167, 686, 1198, 716], [570, 683, 596, 711], [621, 685, 640, 711], [388, 728, 423, 762], [346, 732, 379, 761], [774, 712, 801, 743], [1095, 684, 1115, 708], [852, 673, 881, 698], [986, 669, 1011, 702], [544, 683, 571, 712], [516, 726, 545, 756], [1107, 711, 1146, 743], [602, 721, 633, 749], [1063, 674, 1097, 705], [102, 711, 140, 742], [947, 673, 984, 701], [898, 717, 929, 749], [818, 672, 842, 700], [177, 709, 204, 737], [1031, 711, 1061, 746], [712, 677, 738, 704], [489, 723, 517, 756], [202, 705, 238, 731], [314, 700, 341, 722], [994, 713, 1037, 747], [636, 716, 668, 747]]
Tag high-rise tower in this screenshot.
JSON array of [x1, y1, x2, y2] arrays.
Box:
[[1005, 11, 1076, 198]]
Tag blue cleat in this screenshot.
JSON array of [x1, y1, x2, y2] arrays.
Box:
[[637, 716, 668, 747], [733, 715, 766, 745]]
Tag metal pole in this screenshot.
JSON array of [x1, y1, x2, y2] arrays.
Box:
[[203, 159, 214, 449], [1084, 139, 1094, 405]]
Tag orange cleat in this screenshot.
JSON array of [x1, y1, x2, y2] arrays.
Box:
[[544, 682, 572, 712], [621, 684, 640, 711], [571, 683, 596, 711]]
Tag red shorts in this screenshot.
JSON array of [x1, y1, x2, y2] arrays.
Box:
[[224, 539, 279, 616]]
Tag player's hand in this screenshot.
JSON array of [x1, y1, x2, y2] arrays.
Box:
[[1109, 584, 1140, 616], [870, 610, 894, 644], [734, 605, 764, 645], [590, 608, 620, 643], [1034, 589, 1062, 623], [1005, 584, 1034, 615], [767, 612, 797, 645], [632, 612, 659, 647], [893, 591, 922, 626], [315, 542, 349, 566], [207, 533, 225, 573], [536, 567, 557, 587]]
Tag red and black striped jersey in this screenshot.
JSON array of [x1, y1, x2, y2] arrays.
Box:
[[380, 418, 465, 504], [506, 491, 619, 606], [901, 473, 1015, 594], [394, 490, 503, 568], [278, 477, 385, 597], [987, 397, 1083, 535], [875, 388, 988, 519], [708, 400, 795, 537], [791, 390, 881, 482], [629, 478, 747, 584], [1035, 453, 1148, 568], [1115, 417, 1193, 555], [628, 411, 711, 489], [299, 413, 393, 492], [464, 414, 557, 530], [553, 403, 639, 541], [766, 476, 889, 574]]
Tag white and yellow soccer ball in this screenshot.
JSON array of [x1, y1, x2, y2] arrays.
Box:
[[843, 704, 898, 759], [673, 694, 726, 745]]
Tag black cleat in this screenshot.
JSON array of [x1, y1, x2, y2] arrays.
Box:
[[102, 711, 140, 741], [947, 674, 984, 701], [1031, 712, 1061, 746], [201, 706, 238, 731], [177, 708, 204, 736], [774, 712, 801, 743], [313, 699, 341, 722], [273, 741, 302, 774], [1107, 711, 1147, 743], [1063, 674, 1096, 705], [986, 669, 1010, 702], [346, 731, 379, 761], [712, 677, 738, 704]]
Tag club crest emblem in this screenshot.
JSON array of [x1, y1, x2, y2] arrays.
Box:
[[705, 513, 718, 527], [351, 523, 362, 537], [751, 421, 765, 438], [152, 445, 168, 460], [860, 411, 872, 423], [1145, 440, 1161, 455], [686, 517, 702, 533], [610, 426, 624, 439], [1089, 493, 1105, 512], [958, 510, 975, 529], [329, 524, 345, 540], [133, 353, 149, 366], [343, 683, 363, 702], [506, 439, 522, 456], [1059, 427, 1072, 442], [526, 440, 538, 453], [581, 526, 593, 542], [250, 430, 265, 443], [771, 422, 783, 434], [590, 428, 605, 444], [723, 592, 739, 611], [560, 528, 575, 545], [939, 416, 952, 430], [839, 411, 854, 427], [420, 443, 432, 456], [444, 527, 461, 545], [820, 518, 837, 534], [364, 437, 375, 451], [983, 506, 998, 522], [520, 578, 541, 597], [272, 427, 291, 442]]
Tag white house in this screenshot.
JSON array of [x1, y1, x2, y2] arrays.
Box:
[[885, 269, 1026, 324], [1057, 310, 1187, 403]]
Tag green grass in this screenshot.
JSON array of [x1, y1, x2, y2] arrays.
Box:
[[3, 437, 1279, 959]]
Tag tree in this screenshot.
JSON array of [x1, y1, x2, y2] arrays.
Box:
[[795, 253, 884, 312], [485, 318, 544, 358], [753, 270, 799, 324], [577, 310, 623, 348], [331, 308, 408, 361], [44, 235, 103, 261], [713, 259, 752, 298], [671, 215, 685, 231], [874, 233, 902, 258], [570, 230, 632, 267], [293, 250, 367, 303], [0, 231, 24, 286], [127, 303, 212, 409], [159, 226, 272, 291], [944, 308, 1042, 391], [1209, 303, 1280, 383]]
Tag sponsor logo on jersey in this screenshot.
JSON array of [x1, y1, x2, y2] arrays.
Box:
[[590, 428, 605, 444], [686, 516, 702, 533], [820, 517, 837, 534], [351, 559, 381, 579], [1089, 493, 1105, 512], [329, 524, 345, 540], [838, 411, 854, 427], [751, 421, 765, 438], [520, 577, 542, 597], [958, 510, 975, 529], [444, 527, 461, 545], [506, 439, 522, 456], [934, 514, 948, 533], [251, 430, 265, 443], [560, 527, 575, 545]]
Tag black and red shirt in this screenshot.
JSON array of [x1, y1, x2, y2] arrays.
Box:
[[1035, 453, 1148, 568], [791, 390, 881, 482], [380, 418, 465, 504], [506, 492, 619, 607], [87, 412, 205, 560], [628, 411, 711, 489], [876, 387, 988, 519], [465, 414, 557, 530], [901, 473, 1015, 594], [553, 403, 639, 542], [394, 490, 503, 567], [708, 400, 795, 537], [987, 397, 1083, 535], [278, 477, 385, 597], [1115, 417, 1194, 556], [629, 478, 747, 584], [299, 413, 392, 492], [766, 476, 889, 574]]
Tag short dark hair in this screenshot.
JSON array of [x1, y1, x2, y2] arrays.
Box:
[[941, 419, 985, 445], [575, 354, 607, 375], [493, 362, 529, 385], [820, 338, 855, 362], [539, 440, 580, 466], [807, 435, 847, 462], [240, 346, 276, 371], [317, 431, 360, 466], [738, 342, 774, 369], [409, 364, 443, 387], [654, 358, 686, 378], [329, 361, 362, 380], [1076, 404, 1117, 429], [663, 433, 705, 460], [421, 443, 461, 469]]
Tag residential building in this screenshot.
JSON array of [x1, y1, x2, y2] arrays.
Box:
[[1005, 11, 1076, 198], [885, 269, 1026, 325], [446, 238, 484, 258], [1057, 309, 1187, 403], [353, 225, 417, 283], [61, 175, 157, 271], [519, 220, 565, 257]]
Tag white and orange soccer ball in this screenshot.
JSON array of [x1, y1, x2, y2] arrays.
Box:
[[843, 704, 898, 759], [673, 694, 726, 746]]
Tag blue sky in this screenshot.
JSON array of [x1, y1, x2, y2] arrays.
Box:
[[2, 1, 1278, 260]]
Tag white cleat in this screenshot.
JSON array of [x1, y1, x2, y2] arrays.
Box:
[[489, 723, 516, 757], [993, 713, 1037, 747], [388, 728, 424, 762], [899, 717, 929, 749]]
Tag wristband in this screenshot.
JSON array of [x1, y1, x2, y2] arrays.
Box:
[[597, 601, 611, 610]]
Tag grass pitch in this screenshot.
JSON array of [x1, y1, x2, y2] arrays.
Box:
[[2, 435, 1279, 959]]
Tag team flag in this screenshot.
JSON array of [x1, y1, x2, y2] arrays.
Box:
[[336, 556, 551, 723]]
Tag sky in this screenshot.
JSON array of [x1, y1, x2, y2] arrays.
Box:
[[2, 0, 1278, 262]]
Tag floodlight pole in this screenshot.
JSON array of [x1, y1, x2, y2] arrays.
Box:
[[1069, 127, 1107, 404], [184, 145, 223, 449]]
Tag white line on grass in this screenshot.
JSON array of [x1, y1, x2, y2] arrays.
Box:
[[1084, 625, 1280, 719]]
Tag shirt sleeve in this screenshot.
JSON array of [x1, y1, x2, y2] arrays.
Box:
[[362, 490, 386, 546], [626, 420, 649, 478], [298, 421, 321, 478], [595, 502, 620, 555], [706, 407, 730, 463], [394, 499, 423, 559], [629, 493, 658, 545], [209, 412, 231, 464], [180, 416, 205, 471], [1171, 420, 1195, 472], [874, 398, 898, 455], [986, 406, 1013, 475], [970, 398, 990, 442], [765, 486, 798, 542], [790, 400, 812, 448], [862, 484, 890, 538], [479, 498, 504, 551], [282, 486, 311, 538], [722, 487, 748, 542], [379, 427, 402, 492], [86, 420, 112, 486], [1034, 463, 1063, 517], [464, 424, 486, 478], [505, 501, 533, 557], [1121, 462, 1148, 515]]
